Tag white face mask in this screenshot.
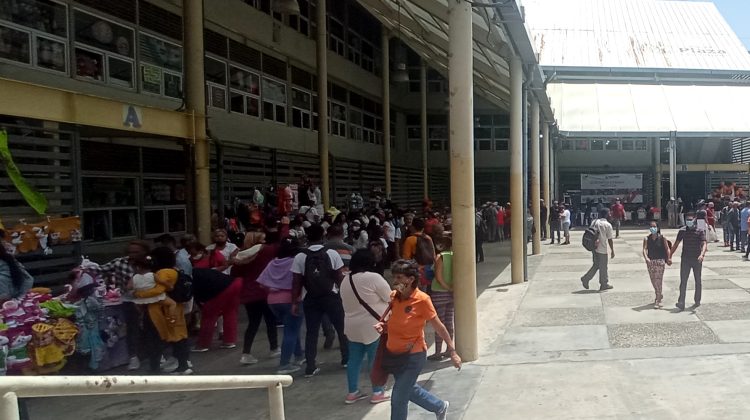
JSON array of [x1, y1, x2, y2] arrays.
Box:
[[353, 226, 361, 231]]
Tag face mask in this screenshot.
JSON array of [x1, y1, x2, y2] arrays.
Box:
[[649, 227, 658, 234], [353, 226, 360, 231], [686, 219, 695, 228], [394, 283, 406, 294]]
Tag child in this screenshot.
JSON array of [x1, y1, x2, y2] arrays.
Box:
[[129, 259, 178, 324], [428, 236, 455, 361]]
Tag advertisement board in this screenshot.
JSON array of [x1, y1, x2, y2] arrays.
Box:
[[580, 173, 643, 204]]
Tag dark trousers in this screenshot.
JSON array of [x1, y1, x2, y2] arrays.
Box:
[[122, 301, 141, 358], [541, 220, 548, 240], [475, 229, 484, 262], [303, 294, 348, 373], [143, 312, 190, 372], [550, 220, 561, 243], [582, 252, 609, 287], [678, 258, 703, 306], [731, 224, 741, 250], [242, 301, 279, 354]]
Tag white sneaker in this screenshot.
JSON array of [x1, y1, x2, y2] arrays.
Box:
[[269, 348, 281, 358], [170, 368, 194, 375], [160, 357, 178, 372], [240, 354, 259, 365], [127, 356, 140, 371], [277, 364, 301, 375]]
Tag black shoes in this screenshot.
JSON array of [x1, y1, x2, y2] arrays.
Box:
[[675, 302, 685, 311], [599, 284, 613, 292], [581, 277, 590, 290]]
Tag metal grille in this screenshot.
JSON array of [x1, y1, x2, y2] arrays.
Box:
[[732, 138, 750, 164], [229, 39, 262, 70], [139, 1, 182, 41], [75, 0, 137, 23], [262, 54, 287, 80], [291, 66, 313, 89], [204, 29, 228, 57]]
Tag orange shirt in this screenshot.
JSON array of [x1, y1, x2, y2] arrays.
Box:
[[402, 235, 417, 259], [386, 289, 437, 354]]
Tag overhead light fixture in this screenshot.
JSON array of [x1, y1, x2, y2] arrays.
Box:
[[272, 0, 301, 15]]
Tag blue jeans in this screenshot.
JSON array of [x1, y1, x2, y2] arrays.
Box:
[[269, 303, 303, 367], [391, 351, 445, 420], [346, 340, 382, 394]]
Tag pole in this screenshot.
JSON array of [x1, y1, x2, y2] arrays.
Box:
[[421, 59, 429, 199], [653, 138, 662, 213], [382, 32, 392, 199], [317, 0, 330, 208], [448, 0, 478, 362], [542, 122, 550, 238], [510, 55, 524, 284], [669, 132, 677, 201], [267, 383, 286, 420], [0, 392, 19, 420], [184, 0, 211, 244], [522, 86, 528, 279], [530, 99, 541, 254]]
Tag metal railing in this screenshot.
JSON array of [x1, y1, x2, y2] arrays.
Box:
[[0, 374, 293, 420]]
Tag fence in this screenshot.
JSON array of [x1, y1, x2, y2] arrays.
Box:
[[0, 374, 293, 420]]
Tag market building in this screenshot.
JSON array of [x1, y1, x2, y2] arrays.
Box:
[[524, 0, 750, 217]]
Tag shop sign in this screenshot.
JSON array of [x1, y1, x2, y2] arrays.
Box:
[[123, 105, 143, 129]]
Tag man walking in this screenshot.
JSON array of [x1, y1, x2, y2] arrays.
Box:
[[667, 198, 678, 228], [728, 201, 741, 251], [610, 198, 625, 239], [549, 201, 561, 244], [741, 202, 750, 253], [669, 212, 707, 311], [540, 199, 548, 241], [581, 208, 615, 291]]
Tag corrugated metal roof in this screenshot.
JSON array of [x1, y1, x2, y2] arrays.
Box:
[[548, 82, 750, 134], [524, 0, 750, 71]]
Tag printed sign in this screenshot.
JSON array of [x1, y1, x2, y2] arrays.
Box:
[[580, 173, 643, 204]]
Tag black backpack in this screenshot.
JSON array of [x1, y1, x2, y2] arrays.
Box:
[[303, 248, 336, 298], [582, 221, 600, 252], [168, 271, 194, 303]]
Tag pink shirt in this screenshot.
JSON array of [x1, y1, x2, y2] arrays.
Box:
[[267, 290, 293, 305]]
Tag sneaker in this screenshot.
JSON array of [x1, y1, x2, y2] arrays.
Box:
[[304, 367, 321, 378], [599, 284, 613, 292], [436, 401, 449, 420], [240, 354, 259, 365], [191, 347, 209, 353], [127, 356, 140, 371], [292, 356, 305, 366], [345, 390, 369, 404], [170, 368, 194, 375], [269, 348, 282, 358], [277, 364, 301, 375], [370, 392, 390, 404], [160, 357, 178, 372], [220, 343, 237, 349]]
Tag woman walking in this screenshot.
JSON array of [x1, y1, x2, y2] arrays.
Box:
[[643, 221, 671, 308], [428, 237, 454, 361], [339, 249, 392, 404], [375, 259, 461, 420]]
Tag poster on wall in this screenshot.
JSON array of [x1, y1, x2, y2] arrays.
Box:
[[580, 173, 644, 204]]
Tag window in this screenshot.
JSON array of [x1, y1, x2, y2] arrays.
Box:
[[475, 126, 492, 151], [288, 0, 310, 36], [361, 39, 375, 73], [562, 139, 573, 150], [621, 139, 634, 151], [82, 177, 138, 241], [229, 66, 260, 117], [143, 178, 187, 237], [139, 33, 182, 98], [329, 18, 345, 56], [635, 139, 647, 150], [262, 77, 287, 124], [590, 140, 604, 150], [605, 139, 619, 151], [0, 0, 68, 73], [429, 127, 448, 151], [292, 88, 312, 129], [330, 101, 346, 137], [73, 10, 135, 87], [349, 107, 363, 141], [363, 113, 377, 143], [575, 140, 589, 151], [347, 31, 361, 66], [205, 56, 227, 109]]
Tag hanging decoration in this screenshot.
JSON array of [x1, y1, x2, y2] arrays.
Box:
[[0, 130, 48, 215]]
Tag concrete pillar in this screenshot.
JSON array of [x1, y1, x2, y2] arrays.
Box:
[[542, 122, 551, 238], [448, 0, 478, 362], [184, 0, 211, 244], [316, 0, 330, 208], [530, 99, 541, 254], [510, 55, 524, 284], [421, 60, 429, 199], [653, 138, 662, 213], [382, 32, 392, 199], [669, 132, 677, 201]]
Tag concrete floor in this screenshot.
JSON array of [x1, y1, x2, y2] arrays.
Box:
[[26, 228, 750, 419]]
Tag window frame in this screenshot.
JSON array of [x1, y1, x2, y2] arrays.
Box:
[[0, 6, 69, 76], [228, 64, 261, 118], [205, 55, 228, 110], [261, 76, 288, 124], [81, 175, 140, 242], [72, 9, 136, 89], [138, 31, 183, 99], [291, 87, 313, 129]]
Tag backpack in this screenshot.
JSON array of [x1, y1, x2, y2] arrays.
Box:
[[414, 234, 436, 265], [582, 221, 600, 252], [168, 271, 194, 303], [302, 248, 336, 298]]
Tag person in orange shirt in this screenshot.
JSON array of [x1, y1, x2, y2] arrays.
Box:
[[375, 260, 460, 420]]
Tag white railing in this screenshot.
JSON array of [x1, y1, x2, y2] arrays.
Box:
[[0, 374, 293, 420]]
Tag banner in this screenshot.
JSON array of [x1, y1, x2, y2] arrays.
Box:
[[580, 173, 643, 204]]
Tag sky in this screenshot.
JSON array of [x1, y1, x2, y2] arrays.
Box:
[[694, 0, 750, 49]]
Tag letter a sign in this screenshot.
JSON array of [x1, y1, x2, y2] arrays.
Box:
[[123, 105, 143, 129]]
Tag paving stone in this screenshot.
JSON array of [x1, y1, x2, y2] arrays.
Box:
[[499, 325, 610, 352], [699, 288, 750, 304], [601, 291, 673, 307], [605, 306, 700, 324], [608, 322, 719, 348], [695, 302, 750, 321], [512, 307, 605, 327], [705, 320, 750, 343], [521, 293, 602, 309]]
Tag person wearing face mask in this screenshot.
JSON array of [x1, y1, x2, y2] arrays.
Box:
[[375, 260, 460, 420], [669, 212, 707, 311], [642, 221, 672, 309], [350, 220, 369, 250]]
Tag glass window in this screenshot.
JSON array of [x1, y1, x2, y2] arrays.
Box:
[[230, 67, 260, 93], [74, 10, 134, 57], [82, 210, 110, 242], [82, 177, 138, 242], [635, 140, 647, 150], [1, 0, 67, 37], [164, 72, 182, 98], [494, 127, 510, 139], [145, 209, 165, 235], [561, 140, 573, 150], [605, 139, 619, 151], [474, 127, 492, 139], [494, 140, 508, 151], [575, 140, 589, 151], [36, 36, 66, 72], [141, 64, 162, 94], [208, 84, 227, 109], [478, 140, 492, 151], [205, 57, 227, 84], [168, 209, 187, 233], [74, 47, 104, 81], [112, 209, 138, 238], [621, 140, 634, 151], [0, 25, 31, 64], [262, 78, 287, 123], [108, 56, 134, 88], [82, 177, 137, 208], [143, 179, 186, 206], [590, 139, 604, 150], [139, 33, 182, 72]]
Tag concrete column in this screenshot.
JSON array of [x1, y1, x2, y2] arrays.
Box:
[[653, 138, 662, 212], [448, 0, 478, 362], [382, 32, 392, 199], [316, 0, 330, 208], [669, 132, 677, 201], [530, 99, 541, 254], [542, 122, 551, 237], [184, 0, 211, 244], [510, 55, 524, 284], [421, 60, 429, 199]]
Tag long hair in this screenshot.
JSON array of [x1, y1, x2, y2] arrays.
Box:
[[0, 245, 25, 291]]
